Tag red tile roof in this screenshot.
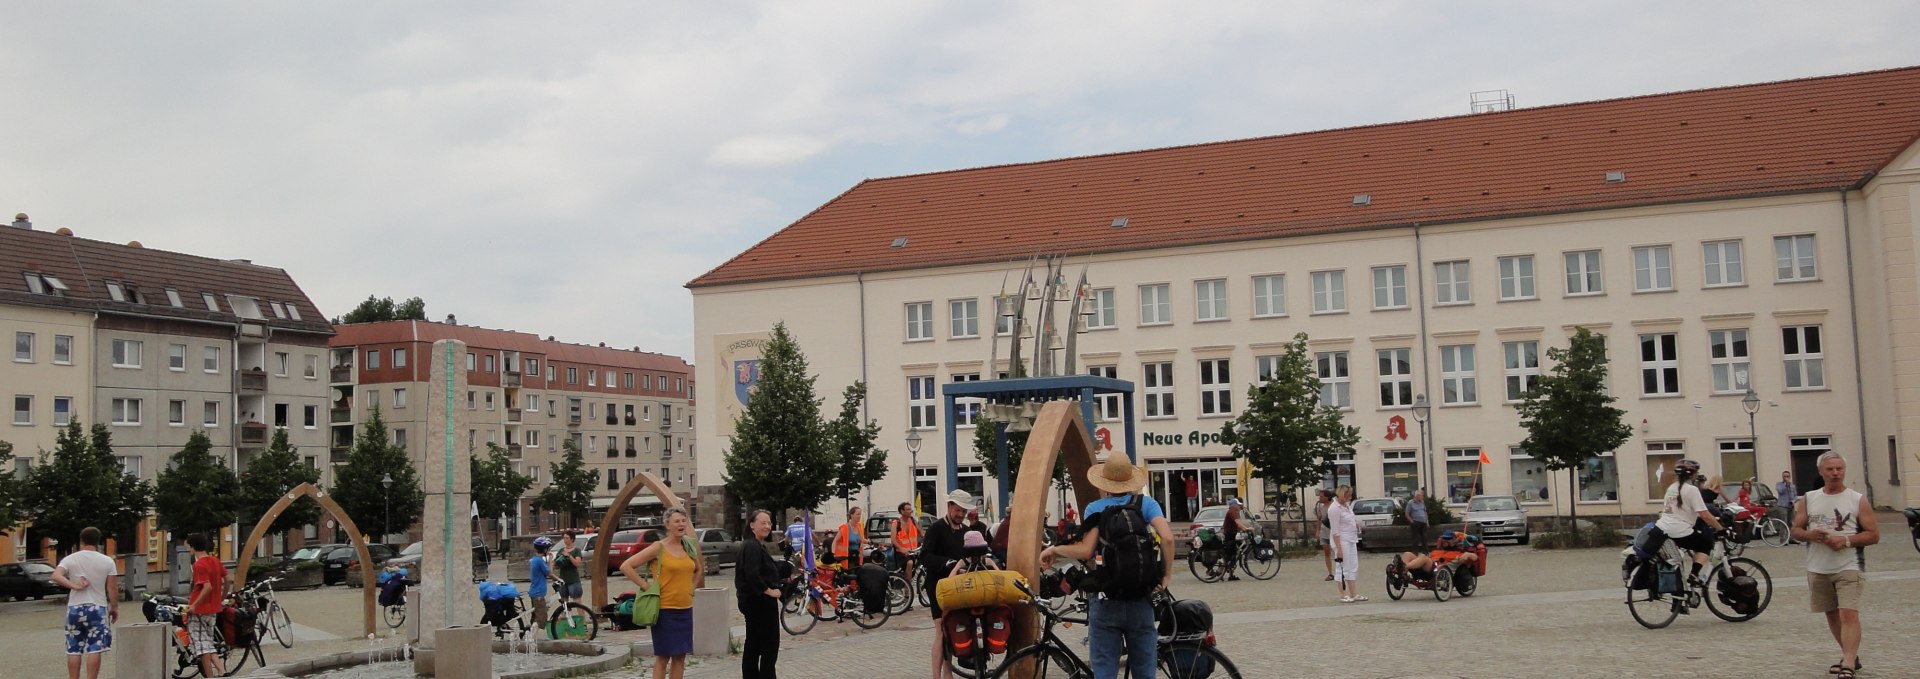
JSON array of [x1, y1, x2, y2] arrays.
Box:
[[1, 226, 333, 334], [330, 320, 692, 373], [689, 66, 1920, 288]]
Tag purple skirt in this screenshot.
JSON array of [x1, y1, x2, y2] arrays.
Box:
[[650, 608, 693, 657]]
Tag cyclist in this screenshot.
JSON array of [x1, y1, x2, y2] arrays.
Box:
[[891, 502, 921, 588], [1656, 459, 1726, 589], [1219, 498, 1252, 581], [784, 515, 814, 568], [1394, 530, 1477, 582], [527, 537, 554, 628]]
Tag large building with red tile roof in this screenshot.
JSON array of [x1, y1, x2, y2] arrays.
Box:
[[693, 66, 1920, 525]]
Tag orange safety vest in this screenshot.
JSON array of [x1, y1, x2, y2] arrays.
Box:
[[832, 522, 865, 563], [893, 517, 920, 551]]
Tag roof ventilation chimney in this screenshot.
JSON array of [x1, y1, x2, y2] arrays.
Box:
[[445, 314, 457, 325], [9, 213, 30, 230]]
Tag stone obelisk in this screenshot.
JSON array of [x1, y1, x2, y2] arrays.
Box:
[[416, 339, 479, 652]]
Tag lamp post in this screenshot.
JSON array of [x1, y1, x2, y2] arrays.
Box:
[[380, 472, 394, 543], [1742, 387, 1761, 481], [1410, 393, 1432, 497], [905, 430, 923, 513]]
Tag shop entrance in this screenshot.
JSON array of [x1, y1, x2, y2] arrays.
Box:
[[1147, 457, 1238, 522]]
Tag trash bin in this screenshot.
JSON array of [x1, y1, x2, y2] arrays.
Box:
[[118, 554, 149, 602]]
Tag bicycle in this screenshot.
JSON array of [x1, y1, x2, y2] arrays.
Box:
[[376, 568, 412, 630], [985, 581, 1242, 679], [1187, 531, 1281, 583], [779, 563, 889, 635], [1623, 530, 1773, 629], [235, 576, 294, 648], [482, 586, 599, 641], [867, 546, 921, 615], [1722, 504, 1790, 556], [142, 595, 267, 678]]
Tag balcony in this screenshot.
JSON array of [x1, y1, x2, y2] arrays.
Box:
[[330, 365, 353, 383], [502, 371, 522, 389], [507, 443, 523, 460], [240, 422, 270, 446], [239, 369, 269, 394], [624, 416, 637, 426], [568, 414, 582, 427], [330, 407, 351, 424], [506, 409, 522, 423], [624, 447, 637, 458], [659, 419, 672, 432], [605, 414, 618, 426]]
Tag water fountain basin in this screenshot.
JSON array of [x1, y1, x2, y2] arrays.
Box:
[[252, 639, 629, 679]]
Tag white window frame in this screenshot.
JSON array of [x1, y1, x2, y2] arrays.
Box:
[[1774, 234, 1817, 282], [1087, 365, 1120, 421], [1315, 351, 1351, 410], [52, 396, 72, 426], [1702, 240, 1745, 288], [12, 395, 31, 425], [949, 298, 979, 338], [53, 335, 73, 365], [111, 397, 142, 425], [1311, 270, 1346, 314], [951, 373, 981, 427], [1194, 279, 1228, 322], [1256, 355, 1283, 384], [167, 399, 186, 426], [1142, 361, 1175, 418], [274, 352, 289, 377], [1503, 341, 1540, 402], [907, 376, 936, 430], [167, 344, 186, 371], [905, 302, 934, 341], [1498, 255, 1536, 301], [204, 346, 221, 373], [1708, 329, 1750, 394], [13, 332, 32, 363], [305, 354, 319, 379], [203, 401, 219, 427], [1377, 348, 1414, 408], [1632, 245, 1674, 292], [395, 388, 409, 409], [1783, 325, 1826, 390], [1371, 265, 1407, 310], [1139, 283, 1171, 326], [111, 339, 143, 368], [1198, 358, 1231, 416], [1251, 274, 1286, 318], [1639, 332, 1680, 396], [1440, 344, 1477, 405], [1564, 250, 1604, 296], [1434, 260, 1471, 305], [1087, 288, 1116, 329]]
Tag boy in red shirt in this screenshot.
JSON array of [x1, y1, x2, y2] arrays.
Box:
[[186, 534, 226, 677]]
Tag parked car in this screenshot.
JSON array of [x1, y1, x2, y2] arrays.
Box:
[[380, 537, 492, 579], [0, 562, 62, 600], [696, 528, 741, 574], [1466, 495, 1531, 545], [602, 529, 664, 573], [1183, 505, 1229, 542], [322, 543, 396, 585], [1350, 498, 1404, 528], [864, 511, 936, 549], [288, 543, 345, 567]]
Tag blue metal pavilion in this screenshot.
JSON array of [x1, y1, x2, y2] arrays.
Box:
[[941, 375, 1136, 513]]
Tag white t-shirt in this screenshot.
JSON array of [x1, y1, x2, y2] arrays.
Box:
[[1655, 482, 1708, 537], [56, 549, 117, 608], [1803, 487, 1866, 575]]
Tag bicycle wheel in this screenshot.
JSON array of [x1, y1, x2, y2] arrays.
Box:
[[1240, 542, 1280, 581], [384, 604, 406, 630], [268, 603, 293, 648], [1453, 568, 1478, 597], [1159, 643, 1243, 679], [1432, 566, 1453, 602], [1186, 551, 1221, 583], [988, 644, 1088, 678], [1758, 518, 1790, 548], [886, 574, 913, 616], [848, 593, 890, 630], [220, 640, 256, 677], [1625, 562, 1679, 629], [781, 592, 819, 635], [546, 603, 598, 641], [1384, 564, 1406, 601], [1704, 558, 1772, 623], [1723, 535, 1746, 558]]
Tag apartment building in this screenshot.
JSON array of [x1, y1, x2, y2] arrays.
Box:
[[692, 66, 1920, 526], [328, 321, 696, 535], [2, 220, 333, 563]]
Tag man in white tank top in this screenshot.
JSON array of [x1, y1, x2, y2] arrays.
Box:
[[1790, 452, 1880, 678]]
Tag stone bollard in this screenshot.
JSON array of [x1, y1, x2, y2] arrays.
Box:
[[116, 623, 169, 679], [426, 626, 492, 679], [691, 587, 730, 657]]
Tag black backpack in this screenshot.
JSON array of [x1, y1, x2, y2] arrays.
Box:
[[1089, 495, 1161, 599]]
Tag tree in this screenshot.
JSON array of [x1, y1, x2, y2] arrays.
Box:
[[1219, 333, 1360, 519], [240, 428, 322, 537], [533, 437, 598, 528], [0, 440, 23, 536], [152, 431, 241, 537], [24, 421, 153, 552], [329, 407, 425, 539], [473, 443, 533, 522], [722, 322, 838, 515], [1517, 327, 1632, 529], [826, 382, 889, 514], [332, 295, 428, 324]]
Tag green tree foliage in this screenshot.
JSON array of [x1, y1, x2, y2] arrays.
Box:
[[240, 428, 322, 536], [533, 437, 598, 528], [25, 422, 153, 551], [973, 419, 1068, 493], [722, 322, 837, 514], [0, 440, 22, 536], [153, 431, 241, 537], [1219, 333, 1360, 502], [1517, 327, 1633, 527], [826, 382, 889, 514], [329, 407, 425, 539], [333, 295, 428, 324], [473, 443, 533, 521]]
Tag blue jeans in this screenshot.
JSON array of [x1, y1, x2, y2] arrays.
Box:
[[1088, 597, 1156, 679]]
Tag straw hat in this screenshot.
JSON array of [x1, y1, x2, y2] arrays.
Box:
[[1088, 449, 1150, 495], [945, 489, 978, 511]]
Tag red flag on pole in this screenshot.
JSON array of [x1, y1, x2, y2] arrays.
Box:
[[1477, 449, 1491, 465]]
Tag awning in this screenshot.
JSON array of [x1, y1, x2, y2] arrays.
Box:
[[591, 495, 665, 510]]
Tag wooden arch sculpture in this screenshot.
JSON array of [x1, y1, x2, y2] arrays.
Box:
[[1005, 400, 1104, 678], [233, 482, 378, 637], [589, 471, 683, 611]]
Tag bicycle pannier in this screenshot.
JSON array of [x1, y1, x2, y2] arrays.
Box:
[[1656, 561, 1683, 595], [1716, 565, 1762, 615], [1157, 598, 1213, 639], [935, 569, 1030, 610], [943, 610, 980, 657], [218, 605, 256, 647], [983, 605, 1013, 654], [857, 563, 891, 613], [1166, 645, 1217, 678]]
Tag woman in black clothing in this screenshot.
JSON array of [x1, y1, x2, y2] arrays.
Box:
[[735, 509, 783, 679]]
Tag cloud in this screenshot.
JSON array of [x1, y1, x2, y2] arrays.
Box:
[[707, 134, 832, 168], [954, 114, 1011, 136]]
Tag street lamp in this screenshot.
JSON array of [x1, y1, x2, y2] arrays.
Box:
[[1410, 393, 1432, 496], [380, 473, 394, 543], [904, 430, 924, 513], [1742, 387, 1762, 481]]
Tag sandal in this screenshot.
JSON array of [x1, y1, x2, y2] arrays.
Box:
[[1836, 668, 1854, 679], [1352, 595, 1369, 602], [1339, 596, 1354, 603], [1830, 659, 1862, 675], [1325, 574, 1334, 581]]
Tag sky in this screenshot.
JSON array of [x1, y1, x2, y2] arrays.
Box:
[[4, 2, 1916, 361]]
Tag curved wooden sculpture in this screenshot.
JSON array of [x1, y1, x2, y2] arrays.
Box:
[[1005, 400, 1104, 679], [589, 471, 684, 611], [233, 483, 377, 637]]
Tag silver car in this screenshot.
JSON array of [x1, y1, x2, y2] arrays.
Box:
[[1465, 495, 1531, 544], [1349, 498, 1402, 528]]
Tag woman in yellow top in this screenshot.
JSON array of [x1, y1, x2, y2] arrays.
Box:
[[622, 507, 704, 679]]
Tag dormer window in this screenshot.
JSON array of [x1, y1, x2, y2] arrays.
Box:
[[106, 281, 126, 302], [165, 288, 184, 307], [270, 301, 286, 319], [226, 295, 264, 320], [23, 273, 68, 296], [285, 304, 302, 321], [202, 293, 220, 312]]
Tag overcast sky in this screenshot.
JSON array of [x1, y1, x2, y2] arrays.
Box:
[[4, 3, 1915, 360]]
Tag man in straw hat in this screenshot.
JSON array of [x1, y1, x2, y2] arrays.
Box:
[[1041, 449, 1174, 679], [925, 489, 990, 678]]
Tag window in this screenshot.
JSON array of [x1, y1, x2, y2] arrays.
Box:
[[305, 355, 319, 379], [1443, 448, 1486, 504], [1498, 255, 1536, 300], [1703, 240, 1744, 287], [13, 332, 32, 362], [1639, 333, 1679, 396], [1440, 344, 1477, 405], [303, 405, 318, 428], [1434, 260, 1471, 305], [111, 339, 143, 368], [1251, 274, 1286, 317], [906, 302, 934, 341], [1371, 265, 1406, 309], [392, 348, 407, 369], [270, 301, 286, 319], [273, 403, 289, 427], [908, 376, 936, 429], [162, 344, 185, 371], [106, 281, 126, 302], [161, 288, 183, 307], [204, 346, 221, 373], [1645, 441, 1685, 500], [624, 373, 634, 389], [992, 295, 1015, 337], [394, 388, 409, 409], [1503, 341, 1540, 401], [1255, 355, 1283, 383], [1564, 250, 1603, 295], [12, 395, 30, 425], [485, 355, 495, 373], [1377, 348, 1413, 407], [1311, 270, 1346, 313], [226, 295, 262, 319], [202, 292, 219, 311], [274, 352, 289, 376], [1087, 288, 1116, 329], [547, 365, 556, 382], [1316, 351, 1351, 409], [366, 390, 379, 410], [366, 349, 381, 370], [23, 273, 69, 296], [526, 358, 539, 375], [167, 400, 186, 426], [1087, 365, 1120, 421], [1718, 439, 1757, 487], [952, 373, 981, 427], [286, 304, 302, 321], [1505, 448, 1551, 502], [111, 398, 142, 425], [466, 391, 476, 410], [1194, 279, 1228, 321], [587, 370, 597, 387], [1578, 451, 1619, 502], [203, 401, 219, 427], [53, 335, 72, 364], [950, 299, 979, 338], [1142, 362, 1174, 418], [1198, 359, 1231, 416], [1708, 329, 1750, 394], [118, 456, 141, 479], [52, 397, 72, 426], [1139, 284, 1171, 325], [1632, 245, 1673, 292], [1382, 449, 1418, 499], [1774, 235, 1817, 281], [1782, 325, 1825, 389], [567, 367, 577, 384], [485, 393, 495, 410], [527, 394, 539, 412]]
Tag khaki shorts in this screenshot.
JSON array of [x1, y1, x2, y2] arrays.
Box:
[[1807, 570, 1863, 613], [530, 595, 550, 626]]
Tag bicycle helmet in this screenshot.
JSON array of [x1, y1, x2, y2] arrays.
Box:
[[532, 536, 553, 552], [1673, 459, 1701, 480]]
